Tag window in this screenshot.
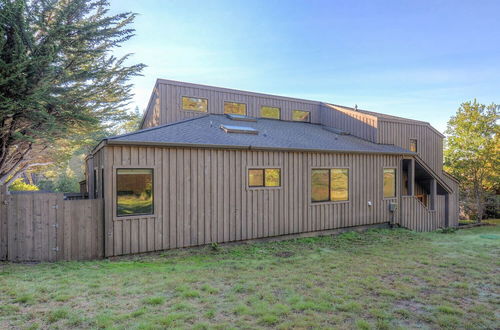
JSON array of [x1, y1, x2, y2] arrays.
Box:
[[260, 106, 281, 119], [116, 169, 153, 217], [331, 168, 349, 201], [292, 110, 310, 122], [383, 168, 396, 198], [248, 168, 281, 187], [409, 139, 417, 152], [311, 168, 349, 202], [182, 97, 208, 112], [224, 102, 246, 115]]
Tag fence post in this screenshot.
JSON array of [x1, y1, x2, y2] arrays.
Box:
[[0, 185, 8, 260]]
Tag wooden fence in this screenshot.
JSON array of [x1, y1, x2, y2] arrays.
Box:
[[0, 186, 103, 262]]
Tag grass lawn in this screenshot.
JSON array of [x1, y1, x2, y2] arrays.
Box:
[[1, 226, 499, 329]]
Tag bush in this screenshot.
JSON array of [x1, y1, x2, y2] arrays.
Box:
[[8, 178, 39, 191]]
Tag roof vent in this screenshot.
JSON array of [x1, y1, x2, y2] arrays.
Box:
[[225, 114, 257, 122], [220, 124, 259, 135]]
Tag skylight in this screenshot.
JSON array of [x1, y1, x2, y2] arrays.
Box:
[[225, 114, 257, 122], [220, 124, 259, 135]]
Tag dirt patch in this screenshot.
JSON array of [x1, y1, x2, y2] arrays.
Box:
[[275, 251, 294, 258]]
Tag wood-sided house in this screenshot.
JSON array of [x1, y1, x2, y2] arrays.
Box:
[[86, 79, 459, 257]]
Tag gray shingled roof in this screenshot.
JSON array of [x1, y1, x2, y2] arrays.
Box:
[[107, 115, 412, 155]]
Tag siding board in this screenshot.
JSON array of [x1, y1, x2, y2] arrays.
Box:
[[101, 145, 413, 255]]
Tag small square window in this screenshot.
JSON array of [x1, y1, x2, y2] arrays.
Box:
[[409, 139, 417, 152], [292, 110, 310, 122], [182, 97, 208, 112], [224, 102, 247, 115], [260, 106, 281, 119], [248, 168, 281, 187], [248, 169, 264, 187], [265, 168, 281, 187]]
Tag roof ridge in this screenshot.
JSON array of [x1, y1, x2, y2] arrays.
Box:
[[108, 114, 210, 140]]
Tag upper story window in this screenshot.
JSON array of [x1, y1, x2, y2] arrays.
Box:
[[248, 168, 281, 187], [116, 169, 153, 217], [260, 106, 281, 119], [383, 168, 396, 198], [409, 139, 417, 152], [182, 97, 208, 112], [224, 102, 247, 115], [292, 110, 310, 122], [311, 168, 349, 202]]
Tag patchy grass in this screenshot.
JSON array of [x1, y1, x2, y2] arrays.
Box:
[[0, 226, 499, 329], [483, 219, 500, 225]]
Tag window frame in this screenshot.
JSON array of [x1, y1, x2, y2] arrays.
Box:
[[292, 110, 311, 122], [310, 166, 350, 204], [113, 165, 156, 220], [246, 166, 282, 190], [181, 96, 208, 112], [260, 106, 281, 120], [224, 101, 247, 115], [409, 139, 418, 153], [382, 167, 397, 199]]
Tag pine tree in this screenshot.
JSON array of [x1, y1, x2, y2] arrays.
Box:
[[0, 0, 145, 184]]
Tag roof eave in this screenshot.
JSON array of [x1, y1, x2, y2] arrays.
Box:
[[106, 139, 412, 156]]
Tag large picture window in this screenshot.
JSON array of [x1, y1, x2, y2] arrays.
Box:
[[224, 102, 247, 115], [383, 168, 396, 198], [311, 168, 349, 202], [292, 110, 310, 122], [182, 97, 208, 112], [116, 169, 153, 217], [260, 106, 281, 119], [248, 168, 281, 187]]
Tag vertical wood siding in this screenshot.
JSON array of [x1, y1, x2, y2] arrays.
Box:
[[400, 195, 446, 231], [377, 120, 443, 174], [321, 104, 379, 142], [442, 173, 460, 227], [158, 82, 323, 126], [103, 145, 403, 256], [142, 86, 161, 129]]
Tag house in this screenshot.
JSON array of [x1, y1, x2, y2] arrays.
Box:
[[85, 79, 459, 257]]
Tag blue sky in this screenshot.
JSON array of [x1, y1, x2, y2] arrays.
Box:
[[109, 0, 499, 132]]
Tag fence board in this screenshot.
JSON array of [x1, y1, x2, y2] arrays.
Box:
[[1, 190, 103, 262], [0, 186, 8, 260]]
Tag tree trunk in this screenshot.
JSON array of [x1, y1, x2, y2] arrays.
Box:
[[474, 186, 483, 223]]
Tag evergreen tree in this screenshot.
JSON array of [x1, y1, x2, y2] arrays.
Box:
[[0, 0, 145, 184]]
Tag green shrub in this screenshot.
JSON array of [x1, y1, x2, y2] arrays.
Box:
[[9, 178, 39, 191]]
